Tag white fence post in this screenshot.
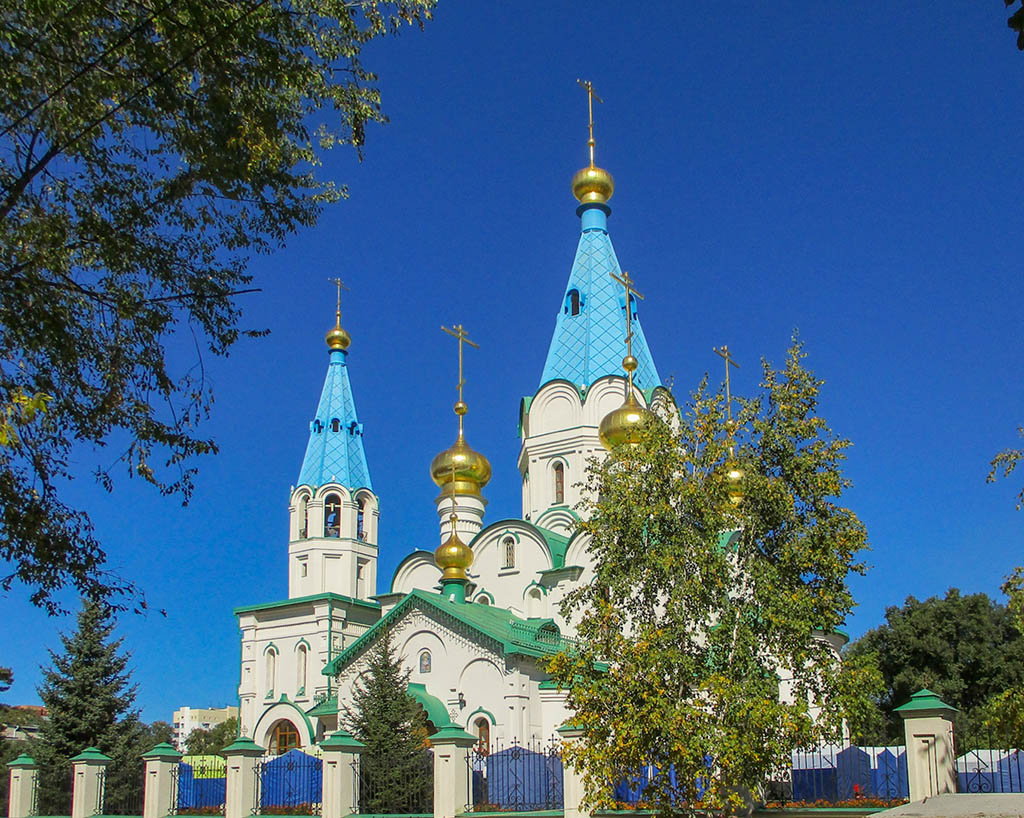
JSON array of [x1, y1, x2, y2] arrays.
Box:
[[895, 688, 958, 802], [7, 753, 38, 818], [320, 729, 365, 818], [223, 737, 265, 818], [430, 725, 476, 818], [70, 748, 110, 818], [142, 742, 181, 818], [556, 726, 586, 818]]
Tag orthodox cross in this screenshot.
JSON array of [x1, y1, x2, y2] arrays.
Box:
[[328, 277, 349, 324], [610, 269, 644, 393], [713, 345, 740, 423], [441, 324, 479, 431], [577, 78, 603, 166]]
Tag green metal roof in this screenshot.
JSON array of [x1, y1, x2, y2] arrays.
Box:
[[70, 747, 111, 762], [234, 591, 380, 616], [536, 526, 570, 568], [407, 683, 450, 727], [305, 695, 339, 717], [323, 589, 574, 676], [894, 688, 958, 714]]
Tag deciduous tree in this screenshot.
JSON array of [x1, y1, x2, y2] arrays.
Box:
[[551, 341, 879, 816], [185, 716, 237, 755], [981, 566, 1024, 747], [0, 0, 434, 613], [988, 426, 1023, 509], [845, 587, 1024, 746]]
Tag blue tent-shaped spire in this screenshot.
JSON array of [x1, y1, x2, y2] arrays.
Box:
[[297, 346, 372, 491], [539, 202, 660, 391]]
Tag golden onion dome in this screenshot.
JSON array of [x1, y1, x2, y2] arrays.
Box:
[[430, 432, 492, 496], [326, 324, 351, 351], [599, 391, 655, 450], [434, 525, 474, 581], [724, 459, 745, 506], [571, 164, 615, 204]]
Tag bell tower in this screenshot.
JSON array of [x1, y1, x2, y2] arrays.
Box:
[[288, 280, 379, 601]]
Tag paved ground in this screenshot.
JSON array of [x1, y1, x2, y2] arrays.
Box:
[[880, 794, 1024, 817]]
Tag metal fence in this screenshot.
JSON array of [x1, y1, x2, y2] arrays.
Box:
[[468, 739, 563, 811], [357, 749, 432, 815], [763, 743, 909, 807], [254, 749, 323, 815], [99, 765, 145, 815], [955, 731, 1024, 795], [173, 755, 227, 814]]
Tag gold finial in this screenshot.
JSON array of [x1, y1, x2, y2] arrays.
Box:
[[577, 78, 603, 167], [572, 79, 614, 204], [599, 270, 655, 449], [435, 462, 474, 591], [431, 324, 491, 495], [325, 277, 351, 350], [713, 345, 744, 504]]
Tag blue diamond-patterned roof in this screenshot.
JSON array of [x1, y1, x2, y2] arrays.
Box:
[[297, 349, 372, 490], [540, 204, 660, 391]]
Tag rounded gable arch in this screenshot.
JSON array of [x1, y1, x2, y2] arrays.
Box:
[[391, 551, 441, 595]]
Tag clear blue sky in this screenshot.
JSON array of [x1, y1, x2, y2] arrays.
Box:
[[3, 2, 1023, 724]]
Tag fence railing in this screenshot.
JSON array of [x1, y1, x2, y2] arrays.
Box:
[[173, 755, 227, 814], [254, 749, 322, 815], [468, 739, 563, 812], [357, 748, 432, 815], [98, 764, 145, 815], [956, 747, 1024, 794], [762, 743, 909, 807]]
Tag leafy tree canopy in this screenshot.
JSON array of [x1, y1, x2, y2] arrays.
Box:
[[186, 716, 237, 755], [551, 340, 880, 817], [981, 566, 1024, 748], [988, 426, 1023, 509], [30, 600, 146, 813], [0, 667, 10, 693], [0, 0, 434, 614], [343, 627, 431, 814], [845, 586, 1024, 746]]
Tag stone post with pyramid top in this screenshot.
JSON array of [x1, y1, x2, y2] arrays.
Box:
[[430, 725, 476, 818], [141, 742, 181, 818], [222, 736, 264, 818], [895, 688, 958, 802], [7, 753, 38, 818], [70, 747, 110, 818], [320, 728, 364, 818]]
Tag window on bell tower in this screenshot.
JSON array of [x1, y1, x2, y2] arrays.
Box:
[[566, 289, 581, 316], [324, 494, 341, 538], [553, 462, 564, 505]]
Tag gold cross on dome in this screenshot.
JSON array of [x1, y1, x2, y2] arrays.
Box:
[[577, 78, 603, 166], [713, 345, 740, 422], [328, 277, 349, 323], [611, 269, 644, 352], [441, 324, 480, 407]]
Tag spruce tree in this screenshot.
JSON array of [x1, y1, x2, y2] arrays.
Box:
[[343, 627, 432, 814], [32, 600, 146, 815]]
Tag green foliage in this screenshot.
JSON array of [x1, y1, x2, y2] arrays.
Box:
[[1004, 1, 1024, 50], [186, 716, 238, 755], [343, 627, 431, 814], [0, 0, 434, 614], [980, 566, 1024, 748], [845, 587, 1024, 746], [30, 600, 146, 814], [551, 339, 876, 817], [0, 667, 10, 693], [988, 425, 1023, 509]]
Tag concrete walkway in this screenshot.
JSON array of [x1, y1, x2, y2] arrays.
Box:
[[880, 793, 1024, 817]]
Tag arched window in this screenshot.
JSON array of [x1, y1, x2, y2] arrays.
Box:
[[357, 498, 366, 541], [330, 418, 340, 432], [553, 462, 564, 505], [265, 648, 277, 697], [566, 289, 581, 316], [502, 537, 515, 570], [527, 588, 543, 618], [419, 650, 431, 674], [270, 720, 300, 755], [296, 644, 307, 695], [324, 493, 341, 538], [297, 493, 309, 539], [312, 420, 323, 433], [475, 718, 490, 755]]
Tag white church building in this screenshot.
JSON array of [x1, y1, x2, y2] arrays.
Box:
[[233, 144, 844, 756]]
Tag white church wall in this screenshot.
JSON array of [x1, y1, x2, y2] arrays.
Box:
[[391, 552, 442, 596]]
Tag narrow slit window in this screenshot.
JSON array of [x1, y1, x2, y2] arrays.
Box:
[[553, 462, 564, 505], [502, 537, 516, 570]]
